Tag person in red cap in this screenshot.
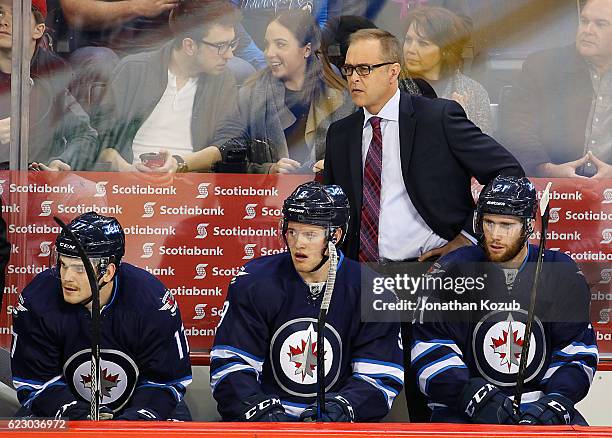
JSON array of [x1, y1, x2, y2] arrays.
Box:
[[0, 0, 99, 170]]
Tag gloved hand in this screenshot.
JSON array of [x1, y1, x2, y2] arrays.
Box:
[[55, 400, 89, 420], [459, 378, 516, 424], [300, 394, 355, 422], [238, 395, 292, 422], [115, 407, 160, 420], [519, 394, 574, 425]]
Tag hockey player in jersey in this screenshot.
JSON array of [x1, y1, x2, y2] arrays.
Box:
[[411, 176, 597, 425], [211, 182, 404, 422], [11, 213, 192, 420]]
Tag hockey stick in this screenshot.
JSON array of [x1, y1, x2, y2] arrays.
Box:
[[53, 217, 101, 421], [316, 240, 339, 421], [512, 182, 552, 418]]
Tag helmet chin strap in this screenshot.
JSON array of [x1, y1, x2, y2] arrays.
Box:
[[308, 229, 338, 273], [77, 270, 112, 307]]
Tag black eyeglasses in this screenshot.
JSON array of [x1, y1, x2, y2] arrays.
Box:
[[341, 62, 395, 77], [200, 38, 239, 55]]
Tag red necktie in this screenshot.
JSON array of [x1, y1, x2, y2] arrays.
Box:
[[359, 116, 382, 262]]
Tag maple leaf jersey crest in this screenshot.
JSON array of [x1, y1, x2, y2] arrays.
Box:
[[473, 310, 546, 387], [270, 318, 343, 398]]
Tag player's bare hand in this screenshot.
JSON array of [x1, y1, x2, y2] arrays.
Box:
[[269, 158, 301, 174], [588, 151, 612, 179], [536, 155, 590, 179], [29, 160, 71, 171], [313, 159, 324, 173], [0, 117, 10, 144], [418, 233, 472, 262], [131, 0, 179, 18]]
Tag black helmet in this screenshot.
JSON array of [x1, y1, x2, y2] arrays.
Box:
[[282, 182, 350, 245], [55, 212, 125, 265], [474, 176, 537, 238]]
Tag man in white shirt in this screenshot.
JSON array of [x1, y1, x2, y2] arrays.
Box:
[[97, 0, 241, 173]]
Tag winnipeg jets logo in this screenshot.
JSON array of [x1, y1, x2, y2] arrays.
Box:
[[194, 263, 208, 280], [601, 228, 612, 244], [159, 290, 178, 316], [603, 188, 612, 204], [38, 241, 52, 257], [243, 244, 257, 260], [243, 204, 258, 220], [39, 200, 53, 217], [81, 368, 121, 399], [288, 331, 324, 382], [142, 202, 156, 218], [14, 294, 28, 314], [490, 315, 524, 371], [141, 243, 155, 259], [473, 310, 546, 387], [195, 223, 209, 239], [548, 207, 561, 223], [271, 320, 342, 395], [95, 181, 108, 197], [196, 183, 211, 199]]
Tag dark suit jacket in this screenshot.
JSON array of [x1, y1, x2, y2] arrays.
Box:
[[323, 92, 524, 260], [501, 45, 606, 176]]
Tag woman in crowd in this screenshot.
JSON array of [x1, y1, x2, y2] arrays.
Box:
[[399, 6, 493, 134], [174, 9, 354, 174]]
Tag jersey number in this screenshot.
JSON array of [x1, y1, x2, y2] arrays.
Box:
[[174, 326, 190, 360]]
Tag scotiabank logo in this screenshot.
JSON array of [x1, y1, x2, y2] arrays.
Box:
[[603, 188, 612, 204], [0, 179, 5, 195], [142, 202, 156, 218], [194, 263, 208, 280], [193, 304, 207, 320], [601, 229, 612, 245], [243, 244, 257, 260], [549, 207, 561, 223], [141, 243, 155, 259], [95, 181, 108, 197], [38, 241, 52, 257], [598, 308, 611, 324], [39, 200, 53, 217], [196, 183, 211, 199], [196, 223, 209, 239], [601, 268, 612, 284], [244, 204, 258, 220]]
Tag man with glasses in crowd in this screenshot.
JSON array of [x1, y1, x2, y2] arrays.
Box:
[[96, 0, 241, 174], [323, 28, 523, 421]]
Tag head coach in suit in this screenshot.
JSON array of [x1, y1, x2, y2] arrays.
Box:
[[323, 28, 524, 265], [322, 29, 524, 421]]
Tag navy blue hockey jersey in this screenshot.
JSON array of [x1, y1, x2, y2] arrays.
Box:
[[411, 245, 598, 412], [11, 263, 192, 419], [210, 252, 404, 421]]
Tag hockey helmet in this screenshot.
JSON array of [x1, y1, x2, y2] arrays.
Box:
[[55, 212, 125, 268], [282, 182, 350, 245], [474, 175, 537, 237]]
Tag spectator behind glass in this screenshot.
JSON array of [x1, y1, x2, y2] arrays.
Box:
[[0, 0, 98, 171], [321, 14, 436, 99], [95, 0, 241, 173], [174, 9, 354, 175], [59, 0, 264, 110], [501, 0, 612, 178], [399, 6, 493, 134]]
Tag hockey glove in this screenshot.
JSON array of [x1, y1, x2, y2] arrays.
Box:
[[519, 394, 574, 425], [116, 407, 160, 420], [239, 395, 292, 422], [300, 394, 355, 422], [459, 378, 516, 424], [55, 400, 89, 420]]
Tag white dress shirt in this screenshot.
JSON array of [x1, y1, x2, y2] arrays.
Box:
[[132, 70, 197, 163], [362, 88, 448, 260]]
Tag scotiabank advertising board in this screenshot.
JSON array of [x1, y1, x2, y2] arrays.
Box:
[[0, 172, 610, 359]]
